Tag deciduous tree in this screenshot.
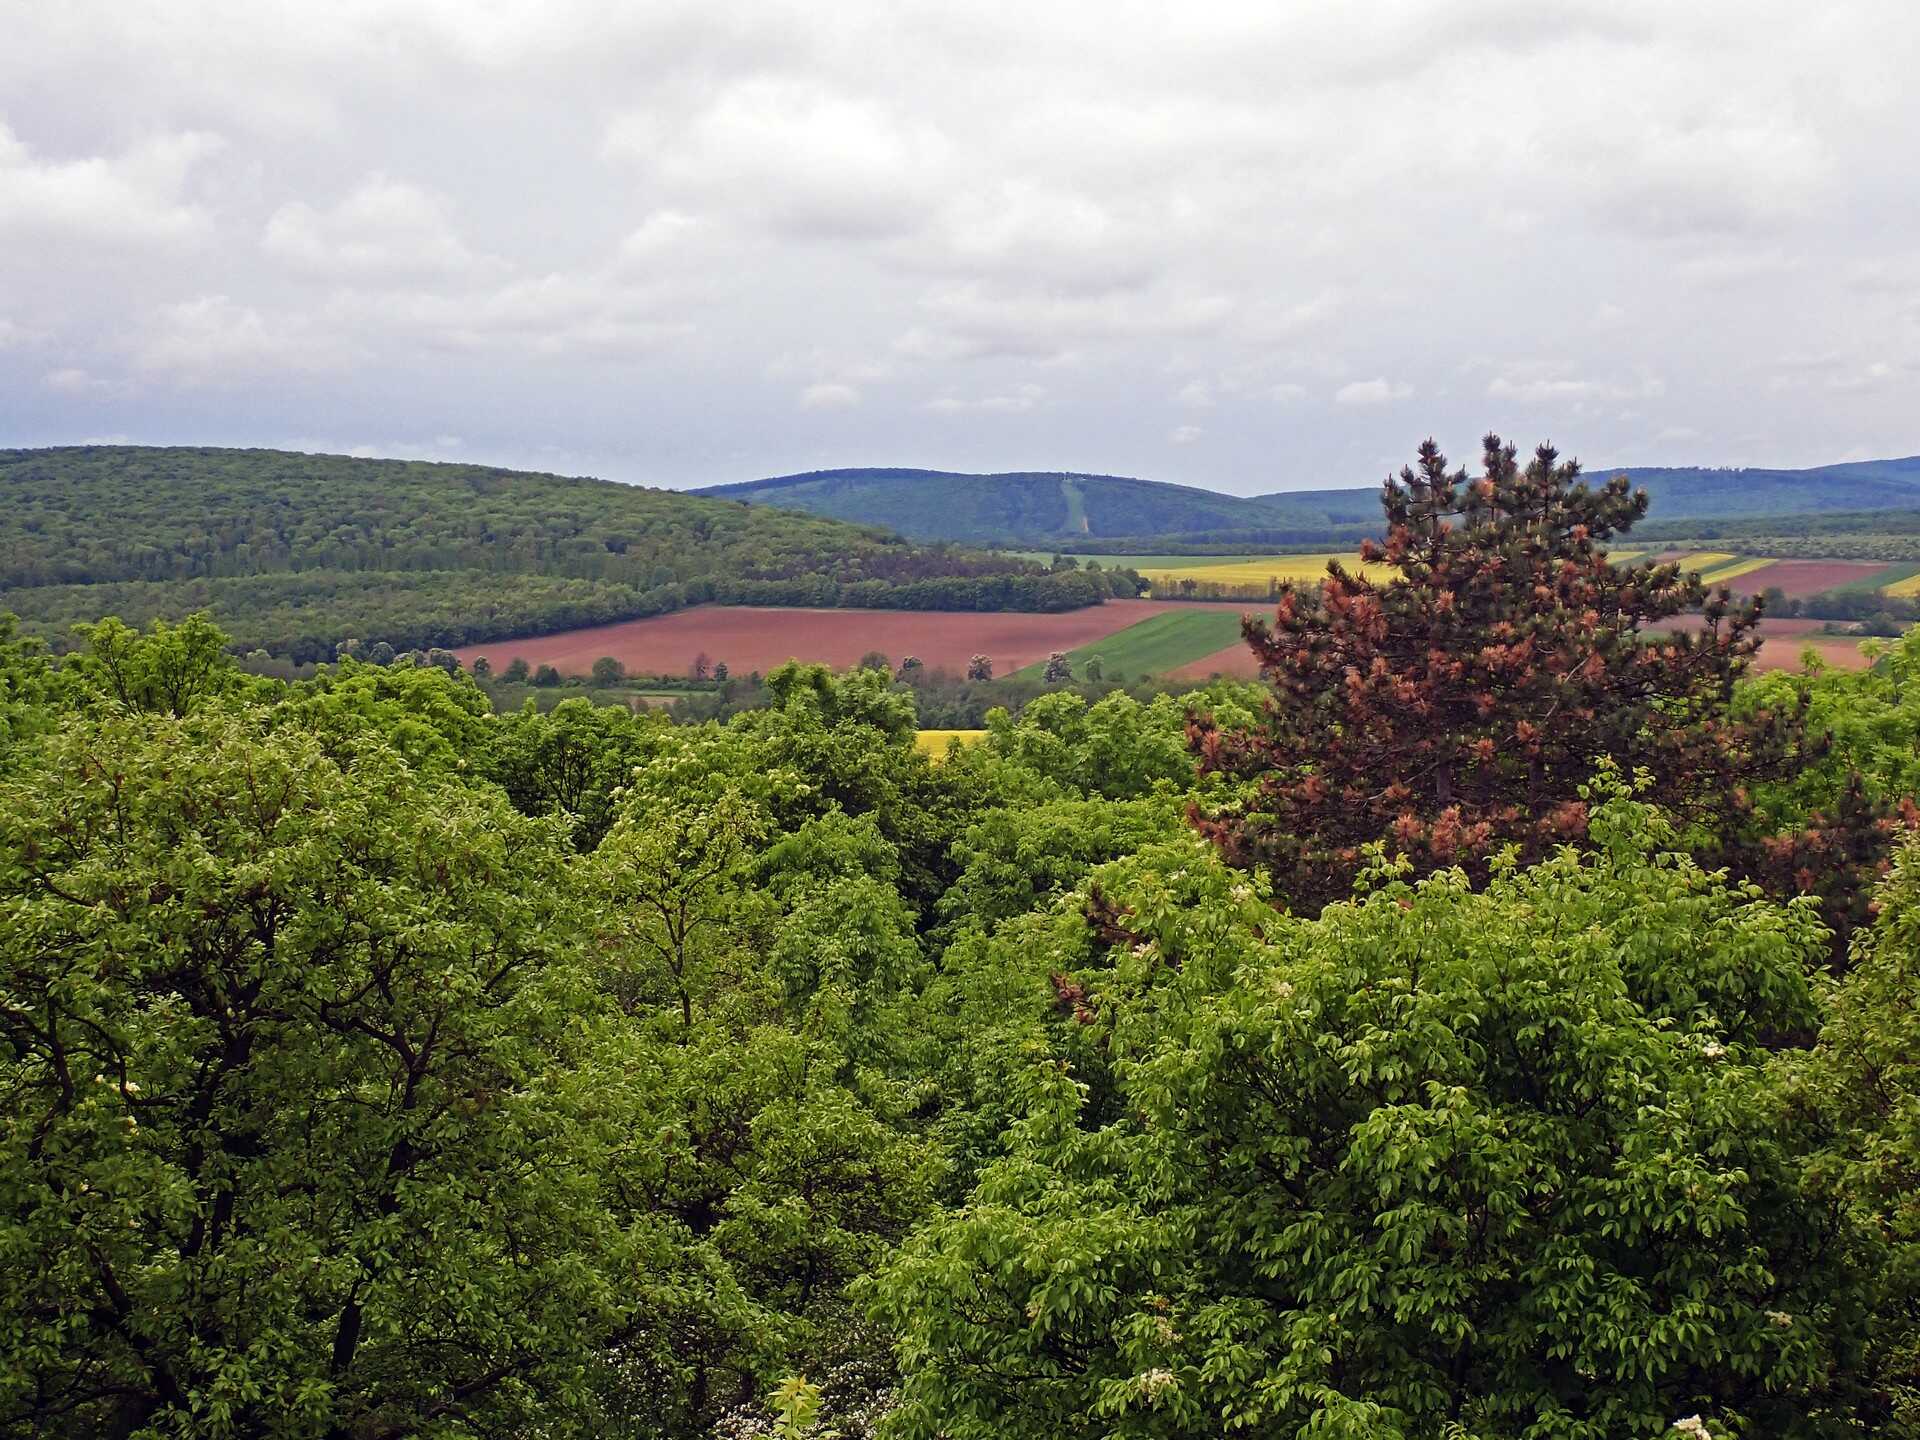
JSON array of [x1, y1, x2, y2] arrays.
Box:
[[0, 710, 680, 1438], [877, 789, 1869, 1438]]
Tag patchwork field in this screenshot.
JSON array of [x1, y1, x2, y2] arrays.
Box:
[[1720, 560, 1896, 597], [452, 599, 1248, 679], [1022, 548, 1919, 601], [1882, 564, 1920, 598], [457, 544, 1911, 688], [1170, 615, 1876, 680]]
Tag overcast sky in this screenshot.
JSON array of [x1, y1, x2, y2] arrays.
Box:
[[3, 1, 1917, 495]]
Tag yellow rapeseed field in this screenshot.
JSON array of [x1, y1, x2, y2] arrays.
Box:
[[1884, 571, 1920, 598], [1143, 553, 1393, 591], [1694, 556, 1776, 585], [914, 729, 987, 759]]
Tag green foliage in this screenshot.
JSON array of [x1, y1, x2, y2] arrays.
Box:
[[2, 578, 1917, 1438], [1743, 627, 1920, 822], [64, 613, 238, 717], [0, 708, 659, 1436], [488, 694, 671, 849], [272, 654, 496, 775], [876, 791, 1864, 1438], [1792, 836, 1920, 1428], [978, 691, 1199, 801], [0, 615, 63, 773]]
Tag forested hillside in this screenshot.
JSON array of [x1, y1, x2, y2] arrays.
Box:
[[699, 456, 1920, 549], [696, 467, 1382, 543], [0, 448, 1137, 661], [1592, 454, 1920, 519], [6, 436, 1920, 1438]]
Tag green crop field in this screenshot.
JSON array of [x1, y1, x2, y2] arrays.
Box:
[[1010, 607, 1250, 679]]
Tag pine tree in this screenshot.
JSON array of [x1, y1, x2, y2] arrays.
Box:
[[1189, 434, 1812, 914]]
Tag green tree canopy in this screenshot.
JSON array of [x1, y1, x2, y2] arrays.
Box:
[[876, 786, 1866, 1438]]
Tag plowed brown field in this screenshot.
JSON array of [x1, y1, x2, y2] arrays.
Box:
[[454, 600, 1241, 679]]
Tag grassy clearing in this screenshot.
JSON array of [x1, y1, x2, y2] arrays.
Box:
[[1010, 607, 1251, 680], [914, 729, 987, 758]]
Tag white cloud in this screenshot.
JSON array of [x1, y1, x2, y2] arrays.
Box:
[[1486, 370, 1666, 406], [924, 384, 1045, 414], [0, 317, 44, 349], [350, 270, 691, 356], [264, 174, 488, 280], [618, 210, 703, 266], [798, 382, 861, 410], [1169, 424, 1204, 444], [0, 122, 220, 245], [1334, 377, 1412, 406], [1671, 249, 1800, 286], [907, 285, 1235, 365], [132, 295, 358, 385], [605, 78, 951, 239], [1826, 360, 1911, 393], [42, 367, 116, 396], [1270, 382, 1307, 402]]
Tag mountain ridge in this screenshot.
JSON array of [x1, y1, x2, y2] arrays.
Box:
[[700, 456, 1920, 545]]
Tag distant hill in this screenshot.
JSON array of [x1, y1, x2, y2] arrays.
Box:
[[704, 457, 1920, 547], [694, 468, 1380, 544], [1253, 456, 1920, 525], [0, 448, 1129, 662], [1564, 456, 1920, 521]]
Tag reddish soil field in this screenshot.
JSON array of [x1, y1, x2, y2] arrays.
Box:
[[1170, 616, 1874, 682], [1168, 644, 1261, 681], [1719, 560, 1889, 597], [454, 600, 1245, 679]]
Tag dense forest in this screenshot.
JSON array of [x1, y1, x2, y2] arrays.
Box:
[[695, 468, 1383, 544], [0, 448, 1141, 662], [5, 436, 1920, 1438]]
